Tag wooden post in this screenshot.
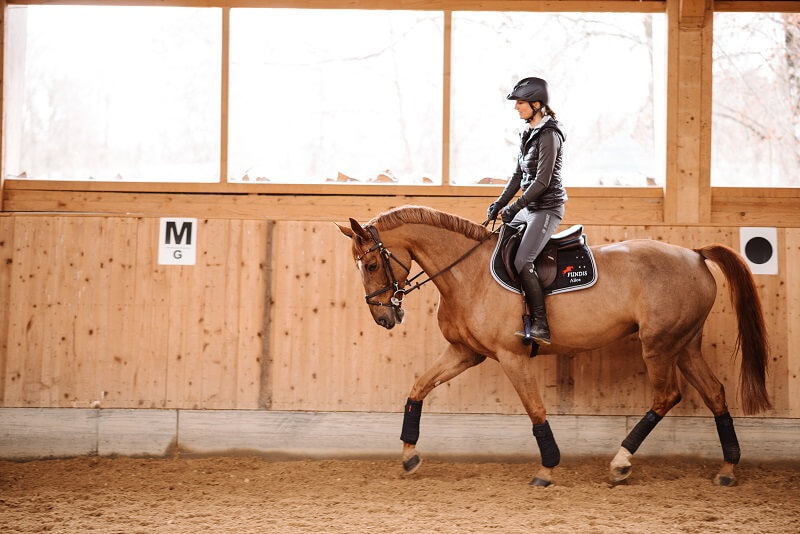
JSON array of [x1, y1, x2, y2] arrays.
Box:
[[220, 7, 230, 184], [0, 1, 6, 212], [441, 11, 452, 186], [665, 0, 713, 224]]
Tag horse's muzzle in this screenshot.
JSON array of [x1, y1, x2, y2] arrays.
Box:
[[376, 307, 404, 330]]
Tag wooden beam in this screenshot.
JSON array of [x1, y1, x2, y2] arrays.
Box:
[[679, 0, 706, 29], [711, 190, 800, 227], [2, 178, 663, 197], [1, 189, 665, 225], [5, 0, 668, 13], [664, 0, 712, 224], [715, 1, 800, 12], [441, 11, 451, 185], [0, 0, 5, 212], [220, 7, 229, 184]]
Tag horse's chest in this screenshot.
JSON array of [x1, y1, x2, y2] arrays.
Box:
[[437, 308, 494, 356]]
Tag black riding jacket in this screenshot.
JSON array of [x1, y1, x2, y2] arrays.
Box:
[[495, 117, 567, 212]]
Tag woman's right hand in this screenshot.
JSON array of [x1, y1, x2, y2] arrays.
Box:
[[487, 202, 501, 220]]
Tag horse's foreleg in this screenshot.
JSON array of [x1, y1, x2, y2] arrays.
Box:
[[497, 353, 558, 487], [677, 337, 741, 486], [610, 351, 682, 484], [400, 343, 485, 475]]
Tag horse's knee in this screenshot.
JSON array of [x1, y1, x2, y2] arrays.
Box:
[[666, 391, 682, 411], [652, 387, 682, 415]]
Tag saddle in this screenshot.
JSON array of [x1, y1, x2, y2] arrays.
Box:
[[490, 223, 597, 296], [502, 224, 583, 286]]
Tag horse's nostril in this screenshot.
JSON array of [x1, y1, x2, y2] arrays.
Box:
[[378, 317, 389, 328]]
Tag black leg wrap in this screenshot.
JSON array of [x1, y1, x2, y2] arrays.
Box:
[[400, 398, 423, 445], [532, 421, 560, 468], [621, 410, 663, 454], [715, 412, 741, 464]]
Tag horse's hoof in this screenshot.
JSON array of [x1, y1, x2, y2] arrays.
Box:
[[609, 465, 632, 484], [713, 473, 736, 487], [402, 454, 422, 475], [529, 477, 552, 487]]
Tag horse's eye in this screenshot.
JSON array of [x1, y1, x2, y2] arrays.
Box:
[[367, 263, 378, 272]]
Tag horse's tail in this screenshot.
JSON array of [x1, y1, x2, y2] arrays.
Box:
[[695, 244, 771, 415]]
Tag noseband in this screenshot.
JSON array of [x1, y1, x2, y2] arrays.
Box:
[[358, 224, 496, 312]]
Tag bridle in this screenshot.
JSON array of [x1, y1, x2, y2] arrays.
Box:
[[357, 224, 496, 314]]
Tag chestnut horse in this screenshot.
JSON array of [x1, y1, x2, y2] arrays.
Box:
[[337, 205, 770, 487]]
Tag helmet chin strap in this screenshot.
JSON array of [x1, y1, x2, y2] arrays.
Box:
[[522, 101, 543, 124]]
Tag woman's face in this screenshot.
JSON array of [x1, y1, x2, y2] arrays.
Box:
[[514, 100, 536, 121]]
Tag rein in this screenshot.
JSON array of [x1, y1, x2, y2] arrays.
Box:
[[360, 221, 498, 310]]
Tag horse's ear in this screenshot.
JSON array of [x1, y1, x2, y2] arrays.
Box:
[[336, 222, 354, 238], [348, 218, 371, 240]]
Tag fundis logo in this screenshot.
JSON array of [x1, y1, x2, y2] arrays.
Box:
[[562, 264, 588, 283]]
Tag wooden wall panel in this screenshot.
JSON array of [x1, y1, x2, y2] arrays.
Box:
[[0, 216, 267, 409], [0, 215, 797, 418], [0, 216, 15, 403], [785, 228, 800, 417]]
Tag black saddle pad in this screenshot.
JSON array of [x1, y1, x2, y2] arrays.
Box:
[[490, 225, 598, 296]]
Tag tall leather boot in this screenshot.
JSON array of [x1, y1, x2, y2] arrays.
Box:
[[519, 261, 551, 345]]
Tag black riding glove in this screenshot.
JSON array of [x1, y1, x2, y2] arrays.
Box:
[[487, 202, 502, 221], [501, 204, 520, 223]]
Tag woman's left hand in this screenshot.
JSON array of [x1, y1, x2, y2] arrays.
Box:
[[500, 205, 520, 223]]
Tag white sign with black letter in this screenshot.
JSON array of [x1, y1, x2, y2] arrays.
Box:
[[158, 218, 197, 265]]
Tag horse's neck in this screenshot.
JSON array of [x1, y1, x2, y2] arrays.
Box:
[[396, 224, 488, 299]]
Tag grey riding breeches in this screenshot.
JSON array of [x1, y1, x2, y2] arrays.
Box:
[[509, 206, 564, 273]]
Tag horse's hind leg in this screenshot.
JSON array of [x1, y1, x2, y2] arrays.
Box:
[[677, 332, 741, 486], [610, 345, 683, 484], [400, 343, 485, 475]]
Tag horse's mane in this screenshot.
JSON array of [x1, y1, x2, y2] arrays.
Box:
[[368, 205, 489, 241]]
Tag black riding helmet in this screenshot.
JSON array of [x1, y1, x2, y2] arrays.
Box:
[[506, 77, 549, 105]]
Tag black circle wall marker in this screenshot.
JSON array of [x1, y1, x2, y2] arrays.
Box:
[[744, 237, 773, 265]]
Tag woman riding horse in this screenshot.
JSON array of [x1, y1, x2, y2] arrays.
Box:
[[339, 206, 771, 487], [487, 77, 567, 346]]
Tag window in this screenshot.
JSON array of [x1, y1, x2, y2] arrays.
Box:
[[712, 13, 800, 187], [2, 6, 221, 182], [450, 12, 666, 187], [227, 9, 443, 185], [2, 5, 674, 189]]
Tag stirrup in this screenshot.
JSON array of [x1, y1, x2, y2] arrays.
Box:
[[514, 315, 534, 345]]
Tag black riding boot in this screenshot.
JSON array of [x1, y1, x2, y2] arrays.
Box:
[[519, 262, 551, 345]]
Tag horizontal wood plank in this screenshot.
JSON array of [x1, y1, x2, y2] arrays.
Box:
[[1, 189, 666, 225], [3, 179, 664, 198], [711, 195, 800, 226], [715, 1, 800, 12], [6, 0, 667, 12]]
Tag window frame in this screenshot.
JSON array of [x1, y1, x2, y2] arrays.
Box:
[[1, 0, 799, 228], [2, 0, 664, 196]]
